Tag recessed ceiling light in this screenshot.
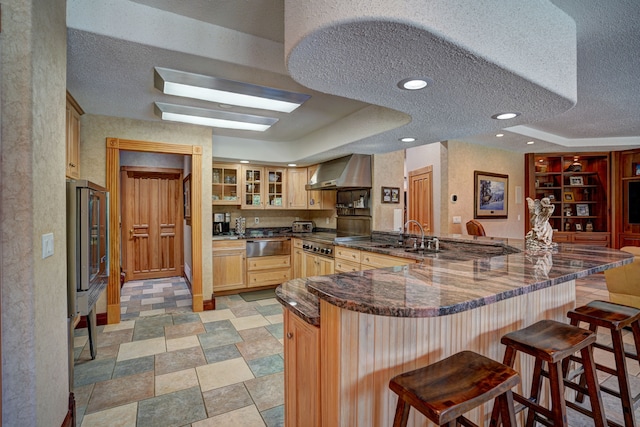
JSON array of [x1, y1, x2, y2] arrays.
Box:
[[400, 137, 416, 143], [397, 78, 432, 90], [491, 112, 521, 120], [154, 67, 311, 113], [287, 163, 297, 167], [496, 133, 504, 138], [240, 160, 250, 164], [154, 102, 278, 131], [527, 141, 535, 145]]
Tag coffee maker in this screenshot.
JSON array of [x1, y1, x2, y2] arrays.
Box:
[[213, 213, 231, 235]]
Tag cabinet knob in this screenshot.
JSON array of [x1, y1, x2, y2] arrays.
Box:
[[287, 332, 293, 339]]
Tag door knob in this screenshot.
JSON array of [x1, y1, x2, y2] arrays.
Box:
[[129, 229, 134, 236], [287, 332, 293, 339]]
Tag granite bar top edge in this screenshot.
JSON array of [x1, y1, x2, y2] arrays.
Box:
[[275, 279, 320, 326]]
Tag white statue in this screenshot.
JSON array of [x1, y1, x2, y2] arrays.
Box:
[[526, 197, 557, 250]]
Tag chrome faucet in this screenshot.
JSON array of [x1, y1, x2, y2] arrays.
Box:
[[404, 220, 425, 249]]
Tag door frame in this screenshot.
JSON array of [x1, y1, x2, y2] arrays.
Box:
[[106, 138, 203, 324]]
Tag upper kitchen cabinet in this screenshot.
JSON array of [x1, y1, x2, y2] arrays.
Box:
[[212, 163, 240, 206], [306, 165, 335, 210], [241, 166, 286, 209], [525, 152, 611, 246], [287, 168, 309, 209], [612, 148, 640, 248], [66, 92, 83, 179]]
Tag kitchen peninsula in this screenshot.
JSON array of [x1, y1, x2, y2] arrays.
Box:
[[276, 237, 634, 427]]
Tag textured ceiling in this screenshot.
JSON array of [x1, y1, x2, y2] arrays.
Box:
[[67, 0, 640, 166]]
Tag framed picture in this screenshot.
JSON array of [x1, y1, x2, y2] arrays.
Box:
[[569, 176, 584, 186], [183, 174, 191, 222], [575, 223, 583, 231], [563, 191, 574, 202], [474, 171, 508, 218], [635, 163, 640, 176], [382, 186, 400, 203], [576, 203, 589, 216]]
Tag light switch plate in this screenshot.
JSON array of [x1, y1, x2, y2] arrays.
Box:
[[452, 216, 462, 224], [42, 233, 54, 259]]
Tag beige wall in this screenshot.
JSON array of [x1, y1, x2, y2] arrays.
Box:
[[372, 151, 406, 232], [80, 115, 214, 305], [445, 140, 526, 238], [405, 142, 446, 234], [1, 0, 69, 424]]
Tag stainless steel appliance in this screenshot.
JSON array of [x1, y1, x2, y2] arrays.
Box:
[[213, 212, 231, 235], [246, 238, 291, 257], [292, 221, 314, 233], [66, 180, 109, 388], [302, 238, 334, 259], [306, 154, 372, 190]]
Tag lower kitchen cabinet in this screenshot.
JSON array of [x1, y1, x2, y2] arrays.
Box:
[[246, 255, 291, 287], [552, 231, 610, 247], [303, 252, 334, 277], [213, 240, 246, 291], [284, 309, 321, 427], [361, 251, 416, 270], [292, 239, 305, 279]]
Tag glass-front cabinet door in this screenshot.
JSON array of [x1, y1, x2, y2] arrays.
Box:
[[241, 166, 264, 209], [265, 167, 286, 209], [212, 163, 240, 206]]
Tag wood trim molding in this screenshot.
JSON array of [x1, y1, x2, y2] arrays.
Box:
[[61, 393, 75, 427], [106, 138, 204, 323], [75, 313, 108, 329], [203, 294, 216, 311]]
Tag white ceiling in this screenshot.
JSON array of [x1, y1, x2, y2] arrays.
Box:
[[66, 0, 640, 166]]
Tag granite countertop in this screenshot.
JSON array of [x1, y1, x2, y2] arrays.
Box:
[[277, 241, 633, 325]]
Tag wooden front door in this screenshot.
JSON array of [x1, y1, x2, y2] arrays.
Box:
[[408, 165, 434, 234], [121, 167, 183, 281]]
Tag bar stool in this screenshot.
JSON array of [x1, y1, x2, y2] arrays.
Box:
[[566, 300, 640, 427], [489, 319, 607, 427], [389, 350, 520, 427]]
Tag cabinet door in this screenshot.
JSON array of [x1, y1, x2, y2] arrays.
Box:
[[317, 257, 335, 275], [284, 310, 321, 427], [66, 99, 81, 179], [265, 167, 286, 209], [288, 168, 308, 209], [304, 252, 318, 276], [307, 165, 322, 210], [213, 245, 246, 291], [212, 163, 240, 205], [241, 166, 264, 209], [292, 246, 305, 279]]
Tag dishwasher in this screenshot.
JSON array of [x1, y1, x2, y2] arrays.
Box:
[[246, 238, 292, 287]]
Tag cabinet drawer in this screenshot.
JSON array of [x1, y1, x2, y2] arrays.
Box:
[[247, 268, 291, 287], [335, 247, 360, 262], [360, 252, 414, 269], [213, 240, 246, 251], [334, 259, 361, 273], [552, 233, 572, 243], [293, 238, 303, 249], [247, 255, 291, 271], [573, 233, 609, 243]]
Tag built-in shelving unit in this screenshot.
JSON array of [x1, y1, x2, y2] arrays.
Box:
[[525, 153, 611, 246], [212, 163, 240, 206], [613, 148, 640, 248]]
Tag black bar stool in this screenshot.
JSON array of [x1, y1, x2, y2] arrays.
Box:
[[389, 350, 520, 427], [489, 319, 607, 427], [566, 300, 640, 427]]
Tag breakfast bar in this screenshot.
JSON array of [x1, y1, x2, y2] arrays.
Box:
[[276, 239, 634, 427]]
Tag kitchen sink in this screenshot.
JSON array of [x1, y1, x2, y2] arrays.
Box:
[[404, 248, 441, 255], [371, 244, 399, 248]]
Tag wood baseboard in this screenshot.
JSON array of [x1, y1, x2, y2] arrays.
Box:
[[75, 313, 108, 329], [61, 393, 75, 427], [203, 294, 215, 311]]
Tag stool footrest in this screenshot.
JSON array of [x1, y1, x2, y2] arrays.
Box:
[[592, 341, 640, 362]]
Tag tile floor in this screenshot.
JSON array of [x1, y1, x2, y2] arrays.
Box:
[[73, 273, 639, 426]]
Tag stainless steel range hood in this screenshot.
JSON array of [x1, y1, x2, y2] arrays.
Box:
[[306, 154, 372, 190]]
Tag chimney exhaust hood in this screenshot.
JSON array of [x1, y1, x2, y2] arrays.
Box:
[[306, 154, 372, 190]]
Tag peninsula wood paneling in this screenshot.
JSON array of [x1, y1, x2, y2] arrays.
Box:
[[320, 280, 575, 427]]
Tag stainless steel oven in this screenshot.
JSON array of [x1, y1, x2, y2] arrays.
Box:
[[302, 239, 334, 259]]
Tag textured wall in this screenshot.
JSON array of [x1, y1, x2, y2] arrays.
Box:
[[445, 140, 525, 238], [1, 0, 69, 424], [372, 151, 405, 232], [80, 115, 214, 305]]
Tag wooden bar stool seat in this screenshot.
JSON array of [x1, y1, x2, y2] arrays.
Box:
[[490, 319, 607, 427], [566, 300, 640, 427], [389, 350, 520, 427]]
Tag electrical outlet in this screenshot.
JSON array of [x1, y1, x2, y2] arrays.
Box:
[[254, 217, 259, 224], [42, 233, 54, 259], [326, 217, 330, 224]]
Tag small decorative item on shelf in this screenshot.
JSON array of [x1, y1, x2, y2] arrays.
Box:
[[575, 223, 583, 231], [583, 188, 590, 201], [525, 197, 557, 250], [576, 204, 589, 216], [565, 220, 571, 231], [563, 191, 574, 201], [565, 159, 582, 172], [585, 220, 594, 232], [569, 176, 583, 186], [564, 206, 572, 216]]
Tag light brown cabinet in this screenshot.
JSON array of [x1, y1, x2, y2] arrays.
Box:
[[284, 309, 321, 427], [213, 240, 246, 291], [307, 164, 336, 210], [212, 163, 240, 205], [287, 168, 309, 209], [292, 239, 305, 279], [334, 246, 415, 272], [525, 152, 611, 246], [241, 166, 286, 209], [246, 255, 291, 287], [65, 92, 83, 179], [303, 252, 334, 277]]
